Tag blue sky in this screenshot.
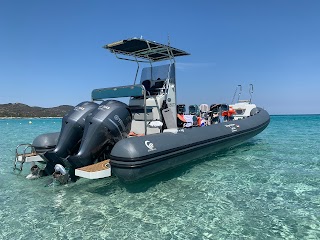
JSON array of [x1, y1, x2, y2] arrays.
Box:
[[1, 0, 319, 114]]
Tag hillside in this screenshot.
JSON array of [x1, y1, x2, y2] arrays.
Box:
[[0, 103, 74, 118]]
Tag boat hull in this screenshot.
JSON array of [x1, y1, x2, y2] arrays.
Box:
[[110, 108, 270, 182]]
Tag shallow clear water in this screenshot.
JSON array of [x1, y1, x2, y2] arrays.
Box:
[[0, 116, 319, 239]]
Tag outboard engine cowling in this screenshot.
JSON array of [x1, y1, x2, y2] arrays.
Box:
[[44, 101, 99, 174], [68, 100, 132, 169], [32, 132, 60, 154]]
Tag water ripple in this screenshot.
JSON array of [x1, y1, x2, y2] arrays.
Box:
[[1, 116, 320, 239]]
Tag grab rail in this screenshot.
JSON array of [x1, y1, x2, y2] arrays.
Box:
[[14, 143, 36, 171]]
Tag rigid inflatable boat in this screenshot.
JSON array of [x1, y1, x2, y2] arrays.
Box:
[[14, 38, 270, 183]]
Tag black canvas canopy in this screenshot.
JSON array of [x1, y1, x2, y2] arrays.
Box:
[[104, 38, 189, 62]]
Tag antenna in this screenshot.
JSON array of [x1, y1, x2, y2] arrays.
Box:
[[249, 84, 254, 103]]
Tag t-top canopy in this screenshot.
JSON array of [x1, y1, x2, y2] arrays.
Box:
[[104, 38, 190, 62]]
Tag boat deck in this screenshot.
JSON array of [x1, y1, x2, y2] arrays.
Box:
[[75, 160, 111, 179]]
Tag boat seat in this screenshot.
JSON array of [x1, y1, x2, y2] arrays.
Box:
[[189, 105, 199, 116], [177, 104, 186, 114], [200, 104, 209, 113], [150, 80, 164, 92], [129, 105, 154, 121], [183, 115, 197, 127], [130, 120, 161, 135], [129, 104, 163, 135], [144, 80, 164, 95], [199, 104, 210, 125], [141, 80, 151, 92]]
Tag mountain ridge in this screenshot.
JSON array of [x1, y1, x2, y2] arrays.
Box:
[[0, 103, 73, 118]]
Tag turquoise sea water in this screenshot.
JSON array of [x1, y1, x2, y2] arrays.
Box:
[[0, 116, 319, 239]]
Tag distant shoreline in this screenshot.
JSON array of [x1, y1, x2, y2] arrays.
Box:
[[0, 103, 73, 119]]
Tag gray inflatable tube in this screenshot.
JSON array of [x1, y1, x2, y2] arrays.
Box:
[[110, 108, 270, 182]]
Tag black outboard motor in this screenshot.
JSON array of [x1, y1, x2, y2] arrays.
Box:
[[68, 100, 132, 170], [44, 101, 99, 175], [32, 132, 60, 154]]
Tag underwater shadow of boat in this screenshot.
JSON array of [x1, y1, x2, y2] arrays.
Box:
[[88, 138, 264, 194]]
